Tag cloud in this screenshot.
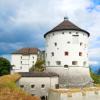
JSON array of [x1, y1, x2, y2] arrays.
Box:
[[0, 0, 100, 65]]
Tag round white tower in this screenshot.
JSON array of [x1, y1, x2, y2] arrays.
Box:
[[44, 18, 92, 87]]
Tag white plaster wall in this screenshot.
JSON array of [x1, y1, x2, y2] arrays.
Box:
[[17, 77, 59, 96], [46, 66, 92, 86], [45, 30, 89, 67], [11, 54, 37, 73]]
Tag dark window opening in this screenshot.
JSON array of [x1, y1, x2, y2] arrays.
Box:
[[80, 42, 83, 46], [31, 85, 35, 88], [67, 41, 70, 44], [72, 61, 77, 65], [64, 65, 69, 68], [41, 96, 46, 100], [79, 52, 82, 56], [41, 84, 45, 88], [54, 42, 57, 46], [56, 61, 61, 65], [65, 51, 68, 56], [51, 52, 54, 56], [20, 85, 24, 88], [62, 32, 64, 34], [55, 84, 59, 89], [69, 32, 71, 34]]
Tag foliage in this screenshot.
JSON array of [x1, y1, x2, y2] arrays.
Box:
[[0, 57, 11, 76], [30, 60, 45, 72], [90, 68, 100, 84], [0, 74, 40, 100]]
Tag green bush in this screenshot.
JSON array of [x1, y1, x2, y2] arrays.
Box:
[[90, 68, 100, 84]]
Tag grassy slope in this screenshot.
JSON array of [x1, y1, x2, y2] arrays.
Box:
[[0, 74, 40, 100]]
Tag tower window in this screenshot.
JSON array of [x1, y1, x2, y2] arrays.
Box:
[[67, 41, 70, 44], [56, 61, 61, 65], [21, 61, 22, 64], [20, 85, 24, 88], [79, 52, 82, 56], [72, 61, 77, 65], [65, 51, 68, 56], [80, 42, 83, 46], [41, 84, 45, 88], [69, 32, 71, 34], [54, 42, 57, 46], [76, 32, 78, 34], [31, 85, 35, 88], [51, 52, 54, 56], [53, 33, 55, 35], [62, 32, 64, 34]]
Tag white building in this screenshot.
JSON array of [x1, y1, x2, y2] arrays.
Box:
[[17, 72, 59, 100], [44, 17, 92, 86], [11, 48, 41, 73]]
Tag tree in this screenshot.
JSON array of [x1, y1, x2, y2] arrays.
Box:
[[30, 60, 45, 72], [0, 57, 11, 76]]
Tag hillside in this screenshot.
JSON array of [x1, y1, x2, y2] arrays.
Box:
[[0, 74, 40, 100]]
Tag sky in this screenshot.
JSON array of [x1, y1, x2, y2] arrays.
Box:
[[0, 0, 100, 65]]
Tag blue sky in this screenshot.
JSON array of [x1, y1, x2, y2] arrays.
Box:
[[0, 0, 100, 66]]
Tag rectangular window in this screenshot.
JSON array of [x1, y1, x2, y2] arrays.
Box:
[[79, 52, 82, 56], [80, 42, 83, 46], [56, 61, 61, 65], [65, 51, 68, 56], [72, 61, 77, 65], [20, 85, 24, 88], [54, 42, 57, 46], [51, 52, 54, 56], [41, 84, 45, 88], [31, 85, 35, 88], [72, 35, 79, 44]]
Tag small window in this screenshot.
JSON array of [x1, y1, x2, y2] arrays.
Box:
[[41, 84, 45, 88], [54, 42, 57, 46], [67, 41, 70, 44], [21, 56, 22, 59], [69, 32, 71, 34], [79, 52, 82, 56], [76, 32, 78, 34], [31, 85, 35, 88], [72, 61, 77, 65], [33, 61, 34, 64], [62, 32, 64, 34], [51, 52, 54, 56], [33, 57, 34, 59], [56, 61, 61, 65], [65, 51, 68, 56], [53, 33, 54, 35], [21, 61, 22, 64], [20, 85, 24, 88], [80, 42, 83, 46]]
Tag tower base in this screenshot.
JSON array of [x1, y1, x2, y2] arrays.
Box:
[[46, 66, 93, 87]]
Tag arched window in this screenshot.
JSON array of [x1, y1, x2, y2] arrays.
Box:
[[79, 52, 82, 56], [65, 51, 68, 56]]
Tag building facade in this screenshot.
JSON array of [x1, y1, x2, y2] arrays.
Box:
[[17, 72, 59, 100], [44, 18, 92, 86], [11, 48, 42, 73]]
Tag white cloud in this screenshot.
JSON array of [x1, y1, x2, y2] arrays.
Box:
[[0, 0, 100, 64]]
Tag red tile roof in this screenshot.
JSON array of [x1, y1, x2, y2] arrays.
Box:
[[12, 48, 40, 55], [44, 19, 90, 37]]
